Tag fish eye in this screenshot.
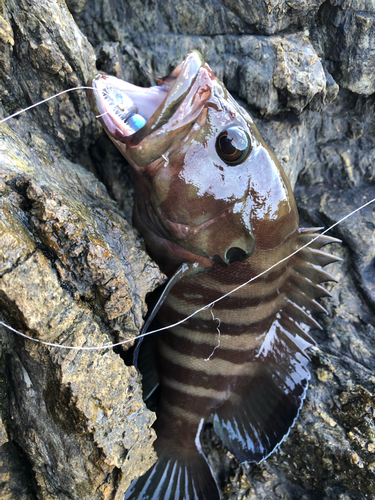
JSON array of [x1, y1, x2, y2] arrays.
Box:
[[216, 126, 252, 166]]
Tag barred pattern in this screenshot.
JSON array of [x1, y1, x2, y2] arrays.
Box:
[[153, 229, 340, 460]]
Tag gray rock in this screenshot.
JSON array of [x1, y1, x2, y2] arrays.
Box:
[[312, 1, 375, 95], [68, 0, 324, 37]]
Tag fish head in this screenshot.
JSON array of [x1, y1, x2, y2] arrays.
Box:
[[88, 51, 299, 273]]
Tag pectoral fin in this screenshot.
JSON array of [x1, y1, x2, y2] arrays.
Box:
[[135, 263, 195, 405]]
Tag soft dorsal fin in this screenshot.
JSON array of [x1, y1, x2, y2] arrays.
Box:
[[212, 229, 340, 464]]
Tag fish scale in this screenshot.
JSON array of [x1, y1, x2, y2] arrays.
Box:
[[154, 230, 333, 422], [88, 51, 340, 500]]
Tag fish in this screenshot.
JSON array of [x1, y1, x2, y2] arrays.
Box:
[[87, 51, 340, 500]]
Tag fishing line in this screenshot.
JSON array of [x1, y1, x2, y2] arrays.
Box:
[[204, 307, 221, 361], [95, 111, 110, 119], [1, 196, 374, 350], [0, 87, 93, 125], [1, 89, 374, 351]]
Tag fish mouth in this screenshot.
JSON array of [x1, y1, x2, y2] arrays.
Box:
[[88, 51, 209, 147], [88, 74, 167, 139], [88, 53, 256, 265]]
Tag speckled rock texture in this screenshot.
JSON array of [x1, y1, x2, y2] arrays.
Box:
[[0, 1, 164, 498], [1, 0, 374, 499]]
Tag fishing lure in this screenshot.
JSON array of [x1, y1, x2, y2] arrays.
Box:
[[87, 50, 340, 499]]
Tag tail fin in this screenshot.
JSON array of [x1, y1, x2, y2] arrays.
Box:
[[125, 439, 220, 500]]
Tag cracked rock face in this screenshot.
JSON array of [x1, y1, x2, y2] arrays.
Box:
[[312, 1, 375, 96], [0, 2, 164, 497], [0, 127, 163, 498], [1, 0, 375, 499]]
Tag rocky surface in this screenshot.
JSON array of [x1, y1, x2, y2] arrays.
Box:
[[0, 0, 374, 499], [0, 1, 164, 499], [0, 126, 162, 498], [312, 1, 375, 96]]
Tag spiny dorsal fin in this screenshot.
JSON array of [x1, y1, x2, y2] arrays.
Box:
[[300, 247, 342, 267], [298, 227, 341, 250], [293, 262, 338, 284], [289, 275, 333, 300]]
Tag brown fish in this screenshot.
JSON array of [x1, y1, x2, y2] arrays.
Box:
[[88, 51, 339, 500]]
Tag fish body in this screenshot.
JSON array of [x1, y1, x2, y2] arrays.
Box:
[[88, 52, 338, 499]]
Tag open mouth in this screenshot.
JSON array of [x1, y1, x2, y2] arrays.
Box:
[[90, 76, 167, 137], [88, 51, 207, 142], [88, 52, 257, 265]]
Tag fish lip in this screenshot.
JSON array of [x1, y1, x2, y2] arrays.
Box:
[[87, 74, 168, 141], [87, 51, 205, 142]]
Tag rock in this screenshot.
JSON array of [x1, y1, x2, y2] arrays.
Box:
[[68, 0, 324, 37], [71, 2, 330, 116], [271, 33, 327, 113], [1, 0, 375, 499], [0, 125, 162, 498], [312, 1, 375, 95], [0, 1, 164, 498]]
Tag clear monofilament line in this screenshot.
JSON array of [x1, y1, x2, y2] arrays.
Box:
[[204, 307, 221, 361], [1, 197, 374, 351], [0, 87, 93, 125], [96, 111, 110, 119]]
